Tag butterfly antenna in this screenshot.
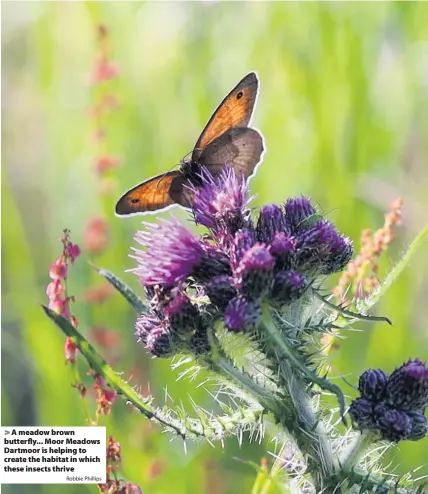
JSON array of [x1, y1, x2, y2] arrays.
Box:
[[155, 163, 179, 187], [181, 150, 192, 163], [155, 151, 192, 188]]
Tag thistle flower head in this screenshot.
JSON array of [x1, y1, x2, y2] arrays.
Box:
[[205, 275, 237, 310], [190, 166, 252, 236], [270, 232, 296, 264], [407, 411, 428, 441], [349, 397, 375, 430], [295, 220, 353, 275], [135, 313, 172, 357], [230, 229, 256, 270], [387, 359, 428, 411], [131, 220, 203, 286], [271, 270, 308, 305], [163, 293, 199, 333], [358, 369, 388, 402], [234, 243, 275, 299], [224, 297, 261, 333], [284, 196, 317, 232], [256, 204, 290, 242], [350, 361, 428, 443], [191, 241, 231, 283], [376, 408, 413, 442]]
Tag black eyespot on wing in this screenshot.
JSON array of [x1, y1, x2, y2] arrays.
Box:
[[237, 91, 244, 100], [131, 198, 139, 203]]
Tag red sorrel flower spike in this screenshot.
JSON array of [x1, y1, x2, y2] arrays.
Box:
[[47, 229, 81, 361], [64, 338, 78, 364], [49, 259, 67, 280], [84, 217, 110, 255]]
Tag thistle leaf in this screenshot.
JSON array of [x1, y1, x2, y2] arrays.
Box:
[[90, 263, 147, 313]]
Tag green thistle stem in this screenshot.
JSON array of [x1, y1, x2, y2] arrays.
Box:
[[338, 431, 377, 474], [259, 305, 337, 492], [200, 336, 283, 417], [261, 305, 346, 420]]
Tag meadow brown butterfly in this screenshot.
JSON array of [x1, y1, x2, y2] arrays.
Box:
[[115, 72, 265, 216]]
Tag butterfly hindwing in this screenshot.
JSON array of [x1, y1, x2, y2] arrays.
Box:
[[192, 72, 259, 160], [199, 127, 264, 180]]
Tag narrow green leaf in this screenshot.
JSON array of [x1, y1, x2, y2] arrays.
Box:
[[90, 263, 147, 314], [313, 290, 392, 325]]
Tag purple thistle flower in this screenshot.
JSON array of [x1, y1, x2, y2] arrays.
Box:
[[295, 220, 353, 275], [386, 359, 428, 411], [376, 408, 412, 442], [144, 284, 175, 312], [234, 243, 275, 299], [224, 297, 261, 332], [349, 397, 375, 430], [271, 270, 308, 304], [164, 293, 199, 333], [270, 232, 296, 269], [358, 369, 389, 402], [320, 233, 353, 275], [205, 275, 237, 310], [192, 242, 231, 283], [229, 229, 256, 270], [284, 196, 317, 231], [407, 411, 428, 441], [131, 220, 202, 286], [146, 328, 173, 358], [190, 167, 253, 236], [135, 314, 171, 357], [256, 204, 290, 243]]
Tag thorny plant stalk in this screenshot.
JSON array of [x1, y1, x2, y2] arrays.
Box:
[[45, 167, 428, 494]]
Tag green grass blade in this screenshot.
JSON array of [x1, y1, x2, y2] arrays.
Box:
[[359, 225, 428, 312]]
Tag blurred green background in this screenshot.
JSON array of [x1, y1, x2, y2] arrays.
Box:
[[2, 2, 428, 493]]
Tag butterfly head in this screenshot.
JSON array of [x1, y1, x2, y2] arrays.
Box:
[[179, 157, 203, 185]]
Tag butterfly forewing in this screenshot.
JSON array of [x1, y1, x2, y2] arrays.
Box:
[[115, 172, 188, 216], [199, 127, 264, 180], [192, 72, 259, 160]]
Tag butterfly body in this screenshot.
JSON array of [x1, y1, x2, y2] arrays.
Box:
[[116, 72, 265, 216]]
